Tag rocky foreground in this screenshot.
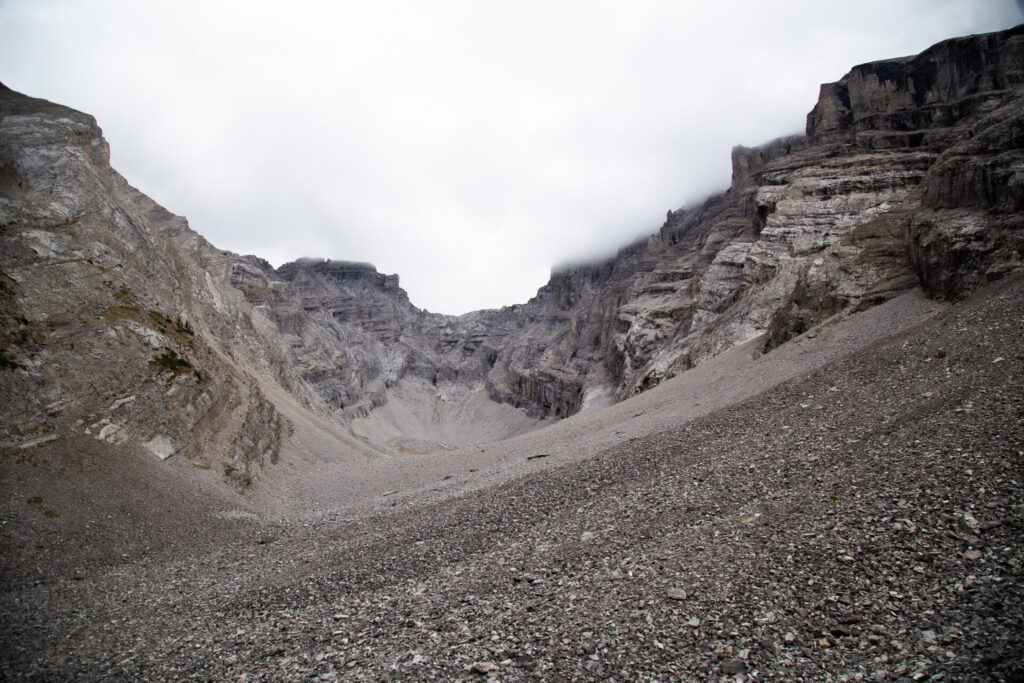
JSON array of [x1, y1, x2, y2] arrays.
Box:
[[2, 274, 1021, 681]]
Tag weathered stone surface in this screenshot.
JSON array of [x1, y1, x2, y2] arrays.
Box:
[[0, 84, 287, 489], [484, 25, 1024, 398], [807, 26, 1024, 143], [1, 25, 1022, 479]]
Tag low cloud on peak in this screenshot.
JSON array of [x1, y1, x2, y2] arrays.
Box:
[[1, 0, 1020, 313]]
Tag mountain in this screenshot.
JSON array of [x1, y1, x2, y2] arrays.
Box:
[[2, 26, 1023, 488], [221, 23, 1024, 449], [2, 25, 1024, 682]]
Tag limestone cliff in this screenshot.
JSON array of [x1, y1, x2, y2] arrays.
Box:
[[0, 87, 290, 489], [484, 24, 1024, 402], [1, 26, 1022, 484]]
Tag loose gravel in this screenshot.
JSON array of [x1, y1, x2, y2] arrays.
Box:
[[1, 276, 1022, 681]]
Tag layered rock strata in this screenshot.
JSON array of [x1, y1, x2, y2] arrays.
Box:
[[479, 25, 1024, 400], [1, 26, 1022, 484], [0, 89, 291, 488]]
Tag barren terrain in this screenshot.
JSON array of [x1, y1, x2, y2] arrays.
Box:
[[2, 26, 1024, 682], [2, 275, 1021, 681]]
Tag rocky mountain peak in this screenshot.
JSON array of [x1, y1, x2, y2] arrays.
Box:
[[1, 25, 1023, 487], [807, 25, 1024, 143], [3, 25, 1024, 681], [277, 259, 402, 293]]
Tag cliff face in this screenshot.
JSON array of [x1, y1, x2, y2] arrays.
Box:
[[0, 89, 290, 488], [481, 25, 1024, 402], [2, 26, 1022, 486]]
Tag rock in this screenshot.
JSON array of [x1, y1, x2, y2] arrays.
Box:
[[665, 588, 687, 601], [108, 395, 136, 411], [4, 198, 1024, 683], [97, 423, 124, 443], [721, 659, 747, 675], [2, 25, 1023, 487], [144, 435, 175, 460], [0, 84, 285, 489], [467, 661, 498, 675]]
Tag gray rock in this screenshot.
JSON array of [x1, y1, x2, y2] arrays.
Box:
[[2, 25, 1023, 485], [467, 661, 497, 675], [721, 659, 747, 675]]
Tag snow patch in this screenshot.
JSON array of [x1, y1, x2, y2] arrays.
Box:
[[579, 386, 615, 414]]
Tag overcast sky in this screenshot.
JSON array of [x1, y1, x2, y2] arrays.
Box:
[[1, 1, 1021, 314]]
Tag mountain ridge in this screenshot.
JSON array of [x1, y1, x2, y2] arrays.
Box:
[[2, 25, 1023, 487], [2, 25, 1024, 680]]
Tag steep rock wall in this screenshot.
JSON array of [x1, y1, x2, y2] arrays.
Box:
[[492, 25, 1024, 402], [0, 86, 290, 489], [213, 25, 1023, 423], [2, 26, 1022, 478]]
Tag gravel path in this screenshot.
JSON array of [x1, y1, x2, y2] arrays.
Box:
[[2, 276, 1022, 681]]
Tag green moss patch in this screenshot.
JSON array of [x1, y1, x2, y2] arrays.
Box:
[[150, 349, 192, 375]]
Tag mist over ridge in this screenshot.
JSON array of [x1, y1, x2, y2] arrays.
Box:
[[2, 1, 1020, 314], [2, 21, 1024, 680]]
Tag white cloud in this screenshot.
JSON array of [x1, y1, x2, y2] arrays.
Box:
[[1, 0, 1020, 313]]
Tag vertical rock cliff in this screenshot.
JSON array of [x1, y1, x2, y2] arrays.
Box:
[[1, 25, 1022, 484], [0, 87, 290, 488], [480, 24, 1024, 404]]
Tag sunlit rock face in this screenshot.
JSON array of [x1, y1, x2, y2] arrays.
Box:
[[1, 26, 1022, 483]]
